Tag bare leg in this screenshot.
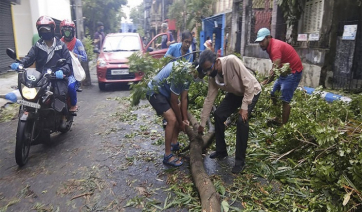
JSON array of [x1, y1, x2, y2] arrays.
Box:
[[171, 121, 179, 146], [163, 109, 182, 165], [282, 102, 291, 124]]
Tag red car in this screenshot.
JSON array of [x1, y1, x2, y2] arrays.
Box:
[[96, 32, 171, 90]]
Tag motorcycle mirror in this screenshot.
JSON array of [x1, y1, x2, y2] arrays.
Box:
[[6, 48, 16, 60], [56, 59, 66, 67]]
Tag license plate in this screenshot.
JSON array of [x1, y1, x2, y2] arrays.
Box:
[[111, 69, 129, 75], [17, 100, 40, 109]]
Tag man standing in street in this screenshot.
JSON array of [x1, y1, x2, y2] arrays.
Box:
[[164, 31, 193, 62], [255, 28, 303, 125], [197, 50, 261, 174], [93, 22, 105, 58], [159, 23, 175, 49]]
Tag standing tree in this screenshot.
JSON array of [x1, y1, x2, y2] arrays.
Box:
[[168, 0, 215, 32], [129, 2, 145, 36], [82, 0, 127, 37]]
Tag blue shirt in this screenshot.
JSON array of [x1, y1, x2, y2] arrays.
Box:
[[73, 39, 88, 62], [164, 43, 193, 62], [147, 61, 190, 99]]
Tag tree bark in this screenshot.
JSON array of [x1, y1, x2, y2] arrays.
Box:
[[183, 111, 220, 212], [81, 61, 92, 86]]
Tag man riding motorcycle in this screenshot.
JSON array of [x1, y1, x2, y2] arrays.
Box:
[[10, 16, 72, 127]]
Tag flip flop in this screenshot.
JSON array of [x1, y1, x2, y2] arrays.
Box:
[[69, 105, 79, 112], [163, 153, 183, 167]]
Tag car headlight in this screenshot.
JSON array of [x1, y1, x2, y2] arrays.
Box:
[[97, 58, 107, 67], [22, 86, 39, 100]]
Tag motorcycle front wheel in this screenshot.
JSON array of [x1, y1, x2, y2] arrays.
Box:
[[15, 120, 33, 166]]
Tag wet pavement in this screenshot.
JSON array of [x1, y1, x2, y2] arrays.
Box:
[[0, 66, 239, 211]]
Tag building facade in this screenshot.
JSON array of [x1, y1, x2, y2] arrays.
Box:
[[12, 0, 72, 58], [144, 0, 175, 42], [239, 0, 362, 90]]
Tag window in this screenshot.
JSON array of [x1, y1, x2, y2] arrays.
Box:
[[302, 0, 324, 33], [103, 35, 141, 52]]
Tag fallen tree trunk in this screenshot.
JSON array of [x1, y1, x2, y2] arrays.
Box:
[[184, 111, 220, 212], [181, 113, 215, 153]]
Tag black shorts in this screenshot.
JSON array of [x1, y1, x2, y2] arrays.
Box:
[[147, 93, 171, 116]]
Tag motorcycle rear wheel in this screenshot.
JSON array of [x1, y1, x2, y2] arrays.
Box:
[[59, 115, 73, 133], [15, 120, 33, 166]]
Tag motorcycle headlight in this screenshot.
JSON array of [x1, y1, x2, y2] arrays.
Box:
[[97, 58, 107, 67], [21, 85, 39, 100]]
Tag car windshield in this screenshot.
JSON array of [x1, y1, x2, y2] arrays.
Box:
[[103, 35, 141, 52]]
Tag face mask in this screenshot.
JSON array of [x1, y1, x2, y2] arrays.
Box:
[[40, 32, 54, 41], [99, 28, 104, 32], [64, 30, 72, 37], [63, 30, 74, 41], [208, 69, 218, 78]]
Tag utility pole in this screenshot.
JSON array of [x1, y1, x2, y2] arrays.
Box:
[[74, 0, 85, 40], [162, 0, 164, 21]]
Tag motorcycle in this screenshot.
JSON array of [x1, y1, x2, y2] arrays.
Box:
[[6, 48, 75, 166]]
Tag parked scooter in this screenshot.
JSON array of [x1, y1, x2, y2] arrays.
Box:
[[6, 48, 75, 166]]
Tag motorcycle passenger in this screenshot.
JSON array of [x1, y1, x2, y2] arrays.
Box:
[[60, 19, 88, 112], [10, 16, 72, 126]]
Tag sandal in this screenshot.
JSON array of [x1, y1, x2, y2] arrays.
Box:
[[171, 142, 180, 151], [69, 105, 79, 112], [163, 153, 183, 167]]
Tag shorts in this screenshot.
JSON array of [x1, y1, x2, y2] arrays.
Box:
[[147, 93, 171, 116], [271, 71, 302, 103]]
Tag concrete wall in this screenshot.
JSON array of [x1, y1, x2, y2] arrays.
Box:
[[243, 56, 321, 88], [12, 0, 33, 57], [13, 0, 71, 57]]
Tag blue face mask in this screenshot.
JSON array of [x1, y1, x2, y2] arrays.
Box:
[[40, 32, 54, 41]]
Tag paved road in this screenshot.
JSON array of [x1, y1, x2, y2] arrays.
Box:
[[0, 67, 236, 211], [0, 67, 184, 211]]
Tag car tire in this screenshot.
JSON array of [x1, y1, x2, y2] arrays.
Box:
[[98, 82, 106, 91]]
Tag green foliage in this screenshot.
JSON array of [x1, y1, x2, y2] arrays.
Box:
[[273, 62, 291, 77], [168, 0, 216, 31], [129, 2, 144, 35], [130, 50, 362, 210], [82, 0, 127, 37], [82, 36, 95, 61], [179, 71, 362, 210], [128, 53, 189, 106]]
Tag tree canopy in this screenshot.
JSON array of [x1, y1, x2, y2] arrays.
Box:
[[83, 0, 127, 38], [168, 0, 215, 32]]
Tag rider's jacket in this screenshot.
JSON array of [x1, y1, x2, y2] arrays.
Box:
[[20, 37, 72, 76]]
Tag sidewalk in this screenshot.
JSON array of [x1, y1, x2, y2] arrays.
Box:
[[0, 71, 18, 107]]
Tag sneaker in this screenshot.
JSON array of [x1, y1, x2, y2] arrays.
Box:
[[209, 151, 228, 159], [231, 164, 245, 174]]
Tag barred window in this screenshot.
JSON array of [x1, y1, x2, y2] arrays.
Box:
[[302, 0, 324, 33]]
